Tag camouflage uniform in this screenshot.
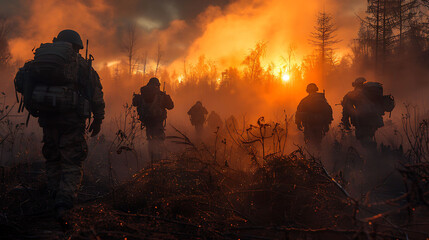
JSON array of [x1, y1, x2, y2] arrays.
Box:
[[295, 84, 333, 148], [341, 85, 384, 147], [137, 78, 174, 163], [188, 101, 208, 133], [38, 55, 105, 209], [16, 30, 105, 210]]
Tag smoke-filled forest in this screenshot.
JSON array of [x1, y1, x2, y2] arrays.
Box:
[[1, 0, 429, 239]]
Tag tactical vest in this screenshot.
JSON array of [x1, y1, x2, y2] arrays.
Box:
[[298, 93, 333, 126]]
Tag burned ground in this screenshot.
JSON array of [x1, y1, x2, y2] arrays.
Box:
[[1, 114, 428, 240]]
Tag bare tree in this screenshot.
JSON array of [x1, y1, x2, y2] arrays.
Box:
[[242, 42, 267, 82], [142, 50, 148, 77], [365, 0, 399, 72], [366, 0, 381, 71], [122, 23, 139, 75], [393, 0, 418, 54], [154, 43, 162, 76], [0, 17, 10, 67], [309, 10, 340, 81], [310, 10, 340, 64], [282, 43, 296, 73]]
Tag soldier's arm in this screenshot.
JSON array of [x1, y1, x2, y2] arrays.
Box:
[[14, 61, 33, 93], [187, 106, 193, 115], [91, 70, 105, 122], [341, 95, 351, 127], [295, 101, 304, 126], [327, 102, 333, 122]]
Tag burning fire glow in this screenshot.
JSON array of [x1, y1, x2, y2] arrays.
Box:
[[281, 72, 291, 83], [177, 75, 184, 83]]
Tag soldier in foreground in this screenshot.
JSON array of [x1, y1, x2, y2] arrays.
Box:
[[295, 83, 333, 148], [187, 101, 208, 133], [341, 77, 395, 147], [14, 30, 105, 221], [133, 77, 174, 163]]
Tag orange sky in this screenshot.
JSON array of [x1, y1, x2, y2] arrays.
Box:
[[169, 0, 365, 74], [7, 0, 365, 77]]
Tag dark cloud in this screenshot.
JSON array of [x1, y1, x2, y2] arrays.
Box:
[[1, 0, 233, 65], [0, 0, 28, 17], [0, 0, 233, 64], [105, 0, 231, 29], [2, 0, 366, 68]]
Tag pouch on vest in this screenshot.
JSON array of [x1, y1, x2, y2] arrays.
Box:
[[31, 86, 78, 112]]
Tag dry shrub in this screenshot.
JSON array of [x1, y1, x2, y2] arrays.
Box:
[[66, 137, 361, 239]]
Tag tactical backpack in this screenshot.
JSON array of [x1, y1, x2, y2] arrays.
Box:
[[363, 82, 395, 114], [383, 95, 395, 113], [132, 91, 166, 125], [14, 41, 90, 117], [363, 82, 383, 101], [132, 93, 144, 119]]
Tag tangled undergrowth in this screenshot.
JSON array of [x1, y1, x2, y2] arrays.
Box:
[[65, 149, 355, 239], [61, 139, 428, 240], [1, 116, 429, 239]]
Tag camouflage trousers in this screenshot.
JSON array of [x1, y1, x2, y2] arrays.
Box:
[[145, 121, 166, 164], [42, 124, 87, 209], [194, 124, 204, 134], [355, 125, 378, 148], [303, 126, 325, 149]]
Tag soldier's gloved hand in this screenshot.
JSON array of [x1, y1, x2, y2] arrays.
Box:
[[89, 119, 102, 137], [297, 124, 303, 131]]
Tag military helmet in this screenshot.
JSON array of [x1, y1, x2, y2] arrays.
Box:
[[148, 77, 161, 86], [352, 77, 367, 87], [54, 29, 84, 49], [306, 83, 319, 93]]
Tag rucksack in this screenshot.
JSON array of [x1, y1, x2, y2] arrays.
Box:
[[132, 91, 166, 125], [14, 41, 90, 117], [363, 82, 383, 102], [363, 82, 395, 114], [132, 93, 144, 120], [383, 94, 395, 113]]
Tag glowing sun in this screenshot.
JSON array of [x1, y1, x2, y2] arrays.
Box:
[[281, 73, 290, 83]]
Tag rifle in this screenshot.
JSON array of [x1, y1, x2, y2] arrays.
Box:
[[85, 39, 89, 61], [85, 39, 95, 123], [162, 81, 167, 127]]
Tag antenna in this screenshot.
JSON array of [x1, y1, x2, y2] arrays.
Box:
[[85, 39, 89, 60]]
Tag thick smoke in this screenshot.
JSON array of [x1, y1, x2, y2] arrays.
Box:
[[172, 0, 365, 70], [0, 0, 414, 146], [0, 0, 426, 202], [1, 0, 233, 65], [1, 2, 428, 229], [2, 0, 365, 71]]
